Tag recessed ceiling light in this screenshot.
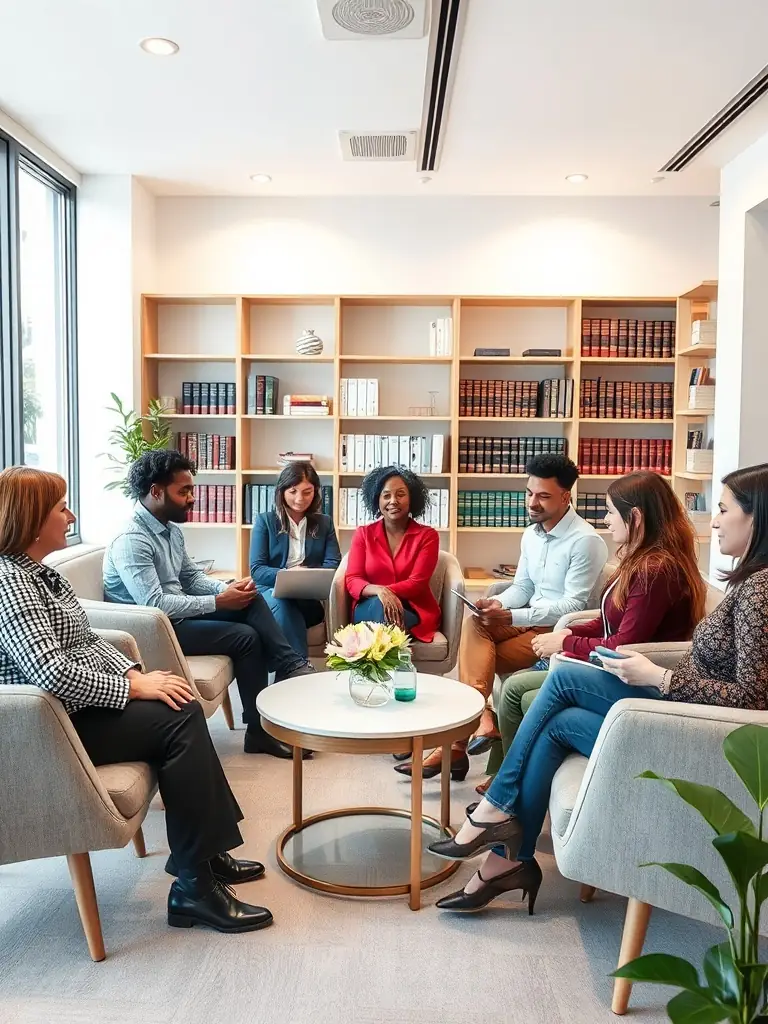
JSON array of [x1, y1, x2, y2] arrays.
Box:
[[565, 173, 588, 184], [651, 175, 666, 184], [418, 176, 432, 185], [250, 173, 272, 184], [139, 37, 179, 56]]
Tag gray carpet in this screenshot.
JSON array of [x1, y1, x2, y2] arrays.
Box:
[[0, 700, 724, 1024]]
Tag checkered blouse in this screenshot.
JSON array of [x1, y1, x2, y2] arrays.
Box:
[[0, 552, 136, 715]]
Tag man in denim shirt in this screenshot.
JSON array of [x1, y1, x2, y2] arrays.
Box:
[[104, 451, 313, 758]]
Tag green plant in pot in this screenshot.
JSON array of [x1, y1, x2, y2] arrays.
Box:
[[102, 393, 173, 496], [612, 723, 768, 1022]]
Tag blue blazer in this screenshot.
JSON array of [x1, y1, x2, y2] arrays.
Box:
[[249, 510, 341, 591]]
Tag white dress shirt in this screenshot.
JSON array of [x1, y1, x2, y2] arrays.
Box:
[[286, 516, 307, 569], [498, 505, 608, 626]]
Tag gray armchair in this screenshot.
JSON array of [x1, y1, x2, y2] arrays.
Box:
[[0, 630, 157, 961], [328, 550, 465, 675], [44, 545, 234, 727]]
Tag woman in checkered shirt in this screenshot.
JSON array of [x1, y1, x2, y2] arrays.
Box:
[[0, 466, 274, 935]]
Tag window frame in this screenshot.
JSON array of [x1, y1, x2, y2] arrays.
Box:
[[0, 129, 80, 542]]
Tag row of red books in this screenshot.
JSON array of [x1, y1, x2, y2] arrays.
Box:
[[578, 438, 672, 476], [581, 318, 675, 359], [189, 485, 235, 523], [458, 378, 573, 418], [177, 433, 235, 471], [580, 379, 673, 419]]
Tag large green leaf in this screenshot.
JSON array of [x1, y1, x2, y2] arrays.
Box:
[[639, 772, 756, 836], [611, 953, 701, 991], [712, 832, 768, 894], [666, 990, 732, 1024], [754, 871, 768, 909], [723, 725, 768, 810], [703, 943, 741, 1007], [740, 964, 768, 1017], [641, 862, 734, 929]]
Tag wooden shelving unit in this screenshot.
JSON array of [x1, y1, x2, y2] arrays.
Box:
[[141, 286, 716, 579]]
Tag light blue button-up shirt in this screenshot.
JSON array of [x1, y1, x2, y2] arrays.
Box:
[[104, 504, 226, 621], [498, 505, 608, 626]]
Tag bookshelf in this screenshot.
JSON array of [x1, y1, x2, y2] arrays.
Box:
[[141, 286, 717, 585]]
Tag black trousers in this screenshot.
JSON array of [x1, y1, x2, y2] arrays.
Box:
[[172, 597, 303, 725], [71, 699, 243, 870]]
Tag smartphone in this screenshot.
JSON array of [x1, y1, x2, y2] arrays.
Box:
[[590, 646, 630, 662], [450, 588, 481, 615]]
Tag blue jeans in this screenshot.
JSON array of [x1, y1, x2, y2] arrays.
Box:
[[353, 596, 419, 633], [261, 589, 325, 660], [485, 658, 662, 860]]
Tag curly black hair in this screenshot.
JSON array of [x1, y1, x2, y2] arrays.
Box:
[[525, 453, 579, 490], [126, 450, 196, 500], [360, 465, 431, 520]]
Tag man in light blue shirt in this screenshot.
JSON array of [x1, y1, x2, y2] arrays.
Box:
[[104, 451, 313, 759]]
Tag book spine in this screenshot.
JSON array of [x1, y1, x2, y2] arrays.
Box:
[[182, 382, 192, 414]]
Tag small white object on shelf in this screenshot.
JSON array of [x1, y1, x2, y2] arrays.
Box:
[[691, 320, 717, 348], [295, 329, 324, 356], [686, 449, 714, 473], [688, 385, 715, 411]]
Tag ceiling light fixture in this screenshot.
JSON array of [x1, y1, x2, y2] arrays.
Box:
[[419, 176, 432, 185], [565, 173, 588, 184], [250, 173, 272, 184], [651, 175, 666, 184], [139, 37, 179, 56]]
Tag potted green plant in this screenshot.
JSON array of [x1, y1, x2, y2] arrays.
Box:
[[101, 393, 173, 496], [613, 723, 768, 1022]]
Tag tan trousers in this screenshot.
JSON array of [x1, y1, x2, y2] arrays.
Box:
[[458, 616, 550, 700]]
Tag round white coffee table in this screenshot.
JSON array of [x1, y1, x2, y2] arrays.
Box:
[[256, 671, 484, 910]]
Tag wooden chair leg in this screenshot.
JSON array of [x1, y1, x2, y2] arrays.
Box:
[[132, 827, 147, 858], [66, 853, 106, 962], [580, 884, 597, 903], [221, 691, 235, 730], [612, 898, 652, 1015]]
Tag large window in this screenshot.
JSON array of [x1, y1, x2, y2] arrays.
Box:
[[0, 131, 78, 530]]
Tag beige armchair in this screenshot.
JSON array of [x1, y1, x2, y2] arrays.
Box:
[[328, 550, 465, 675], [44, 545, 235, 728], [0, 630, 157, 962]]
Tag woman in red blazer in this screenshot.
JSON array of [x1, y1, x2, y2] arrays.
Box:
[[346, 467, 440, 643]]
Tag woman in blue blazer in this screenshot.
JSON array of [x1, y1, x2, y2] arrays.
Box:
[[249, 462, 341, 659]]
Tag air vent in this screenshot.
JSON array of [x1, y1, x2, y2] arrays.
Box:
[[317, 0, 428, 40], [660, 63, 768, 172], [339, 131, 417, 161]]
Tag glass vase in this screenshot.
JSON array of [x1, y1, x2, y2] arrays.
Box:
[[393, 655, 418, 702], [347, 667, 393, 708]]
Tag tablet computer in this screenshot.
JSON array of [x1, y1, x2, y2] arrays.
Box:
[[272, 567, 337, 601]]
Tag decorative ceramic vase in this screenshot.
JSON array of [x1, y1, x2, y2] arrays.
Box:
[[347, 668, 393, 708], [393, 655, 417, 702], [296, 329, 324, 356]]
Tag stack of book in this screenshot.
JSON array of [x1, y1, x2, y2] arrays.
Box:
[[246, 375, 279, 415], [339, 487, 449, 529], [578, 438, 671, 476], [244, 484, 332, 523], [177, 433, 235, 470], [339, 379, 379, 416], [189, 485, 234, 523], [684, 492, 710, 534], [282, 395, 331, 416], [459, 435, 567, 474], [428, 317, 453, 356], [688, 366, 712, 386], [276, 451, 314, 467], [581, 319, 675, 358], [691, 319, 717, 348], [576, 493, 608, 529], [686, 367, 715, 412], [181, 383, 236, 415], [339, 434, 447, 474], [459, 378, 573, 418], [686, 430, 713, 473], [580, 379, 673, 419], [458, 491, 527, 528]]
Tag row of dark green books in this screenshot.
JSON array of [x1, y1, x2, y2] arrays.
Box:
[[458, 435, 567, 474], [458, 490, 528, 528], [244, 484, 333, 524]]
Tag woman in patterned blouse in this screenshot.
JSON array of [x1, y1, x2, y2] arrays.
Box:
[[0, 467, 273, 935], [427, 463, 768, 914]]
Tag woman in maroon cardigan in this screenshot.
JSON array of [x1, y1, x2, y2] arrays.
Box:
[[346, 466, 440, 642]]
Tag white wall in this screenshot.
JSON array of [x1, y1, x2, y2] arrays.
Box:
[[154, 196, 718, 296]]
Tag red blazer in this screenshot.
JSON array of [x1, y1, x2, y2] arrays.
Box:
[[345, 518, 441, 642], [561, 564, 697, 660]]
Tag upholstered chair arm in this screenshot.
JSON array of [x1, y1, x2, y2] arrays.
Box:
[[81, 600, 192, 682], [327, 556, 351, 638], [439, 555, 465, 672]]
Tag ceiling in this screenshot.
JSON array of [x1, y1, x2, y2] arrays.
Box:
[[1, 0, 768, 196]]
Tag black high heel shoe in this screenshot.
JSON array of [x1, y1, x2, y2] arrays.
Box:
[[392, 752, 411, 762], [394, 753, 469, 782], [435, 858, 542, 914], [428, 812, 523, 861]]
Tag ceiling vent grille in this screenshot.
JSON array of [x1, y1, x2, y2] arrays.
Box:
[[317, 0, 428, 40], [339, 130, 417, 161]]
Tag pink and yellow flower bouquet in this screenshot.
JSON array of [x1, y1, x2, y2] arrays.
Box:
[[325, 622, 411, 683]]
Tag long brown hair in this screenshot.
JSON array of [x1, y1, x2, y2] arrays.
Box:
[[720, 463, 768, 588], [274, 462, 324, 537], [0, 467, 67, 555], [605, 472, 706, 625]]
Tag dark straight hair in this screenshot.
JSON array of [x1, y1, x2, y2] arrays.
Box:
[[274, 461, 323, 537], [720, 463, 768, 588]]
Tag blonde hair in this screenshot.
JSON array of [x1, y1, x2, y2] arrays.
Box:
[[0, 467, 67, 555]]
